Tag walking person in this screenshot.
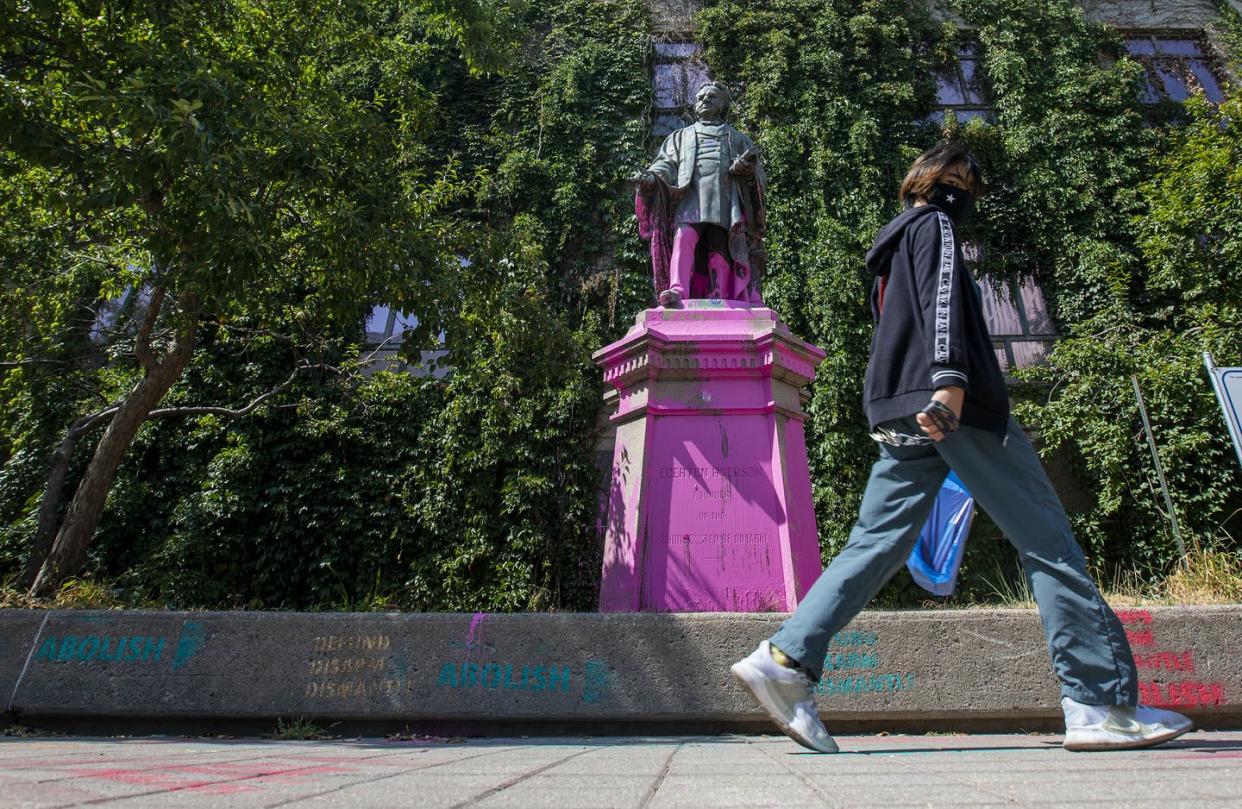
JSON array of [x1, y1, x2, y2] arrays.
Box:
[[731, 140, 1193, 753]]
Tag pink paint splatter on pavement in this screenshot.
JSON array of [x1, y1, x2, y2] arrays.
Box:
[[70, 762, 356, 795]]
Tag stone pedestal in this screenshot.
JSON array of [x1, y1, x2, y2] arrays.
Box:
[[594, 301, 827, 612]]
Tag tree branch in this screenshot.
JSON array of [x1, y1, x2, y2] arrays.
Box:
[[147, 362, 339, 419], [133, 285, 167, 373]]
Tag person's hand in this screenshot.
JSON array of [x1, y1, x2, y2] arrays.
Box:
[[917, 385, 964, 442]]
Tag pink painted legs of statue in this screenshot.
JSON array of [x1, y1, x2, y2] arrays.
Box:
[[668, 224, 707, 301], [669, 223, 754, 303]]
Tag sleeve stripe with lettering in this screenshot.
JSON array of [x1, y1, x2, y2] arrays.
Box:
[[934, 211, 955, 365]]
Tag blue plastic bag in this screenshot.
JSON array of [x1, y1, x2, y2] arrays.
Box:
[[906, 472, 975, 596]]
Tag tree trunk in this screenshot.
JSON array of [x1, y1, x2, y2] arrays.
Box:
[[29, 293, 200, 596], [21, 407, 119, 588]]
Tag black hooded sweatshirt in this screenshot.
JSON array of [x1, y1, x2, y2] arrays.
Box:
[[862, 204, 1009, 435]]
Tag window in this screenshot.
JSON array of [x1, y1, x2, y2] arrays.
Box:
[[1125, 35, 1225, 104], [651, 39, 710, 142], [977, 275, 1059, 374], [362, 306, 448, 377], [927, 43, 994, 125]]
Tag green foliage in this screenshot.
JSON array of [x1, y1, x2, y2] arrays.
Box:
[[0, 1, 475, 320], [701, 0, 1241, 600], [955, 0, 1151, 323], [377, 0, 651, 611], [0, 0, 513, 589], [699, 0, 944, 577], [2, 0, 649, 611], [93, 370, 432, 609], [960, 1, 1242, 577], [1, 0, 1238, 610], [1014, 91, 1242, 571]]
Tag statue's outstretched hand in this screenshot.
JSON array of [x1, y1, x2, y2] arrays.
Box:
[[631, 171, 658, 192], [730, 148, 759, 177]]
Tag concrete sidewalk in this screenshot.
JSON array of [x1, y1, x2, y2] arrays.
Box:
[[1, 731, 1239, 808]]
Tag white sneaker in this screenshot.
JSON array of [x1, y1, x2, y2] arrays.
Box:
[[731, 641, 838, 753], [1062, 696, 1193, 751]]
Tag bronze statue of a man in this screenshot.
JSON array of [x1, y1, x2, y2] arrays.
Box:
[[634, 81, 767, 308]]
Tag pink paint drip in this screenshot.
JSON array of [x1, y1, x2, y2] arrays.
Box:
[[463, 611, 488, 665], [466, 612, 487, 646]]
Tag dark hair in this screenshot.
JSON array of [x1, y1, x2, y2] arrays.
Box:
[[898, 140, 984, 205]]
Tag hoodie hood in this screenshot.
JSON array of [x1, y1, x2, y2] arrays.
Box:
[[865, 205, 941, 278]]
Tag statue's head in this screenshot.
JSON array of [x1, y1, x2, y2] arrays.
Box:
[[694, 81, 730, 122]]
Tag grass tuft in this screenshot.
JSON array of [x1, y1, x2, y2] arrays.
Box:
[[0, 574, 156, 610], [1, 725, 60, 737], [49, 578, 125, 610], [976, 561, 1035, 608], [1163, 549, 1242, 604], [270, 717, 336, 741]]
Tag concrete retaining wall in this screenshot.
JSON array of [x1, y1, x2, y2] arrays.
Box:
[[2, 607, 1238, 734]]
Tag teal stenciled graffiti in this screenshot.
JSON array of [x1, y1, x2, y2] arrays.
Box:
[[583, 659, 614, 704], [822, 651, 879, 671], [172, 621, 205, 669], [817, 672, 917, 696], [830, 630, 877, 647], [436, 658, 614, 703], [438, 662, 572, 692], [33, 621, 206, 668], [816, 630, 915, 698]]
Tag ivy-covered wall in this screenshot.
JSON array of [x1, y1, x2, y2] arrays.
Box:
[[696, 0, 1242, 602], [1, 0, 1239, 610]]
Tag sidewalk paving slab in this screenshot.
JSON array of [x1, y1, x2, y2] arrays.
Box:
[[0, 732, 1239, 808]]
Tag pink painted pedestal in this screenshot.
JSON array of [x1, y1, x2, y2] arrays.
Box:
[[595, 301, 827, 612]]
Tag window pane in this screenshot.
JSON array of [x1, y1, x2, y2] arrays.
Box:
[[653, 63, 684, 107], [1138, 71, 1162, 104], [960, 59, 986, 104], [979, 277, 1023, 336], [91, 286, 133, 342], [1011, 340, 1052, 368], [1126, 38, 1157, 55], [365, 305, 392, 338], [1156, 39, 1200, 56], [957, 109, 992, 123], [682, 60, 710, 100], [391, 311, 418, 337], [1019, 278, 1056, 335], [994, 345, 1011, 374], [1188, 61, 1225, 103], [654, 42, 701, 59], [1156, 65, 1190, 102], [654, 61, 709, 108], [935, 71, 965, 105]]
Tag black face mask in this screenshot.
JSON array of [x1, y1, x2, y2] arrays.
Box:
[[927, 183, 975, 226]]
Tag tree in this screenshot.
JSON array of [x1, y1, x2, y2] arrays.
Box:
[[0, 1, 515, 594]]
